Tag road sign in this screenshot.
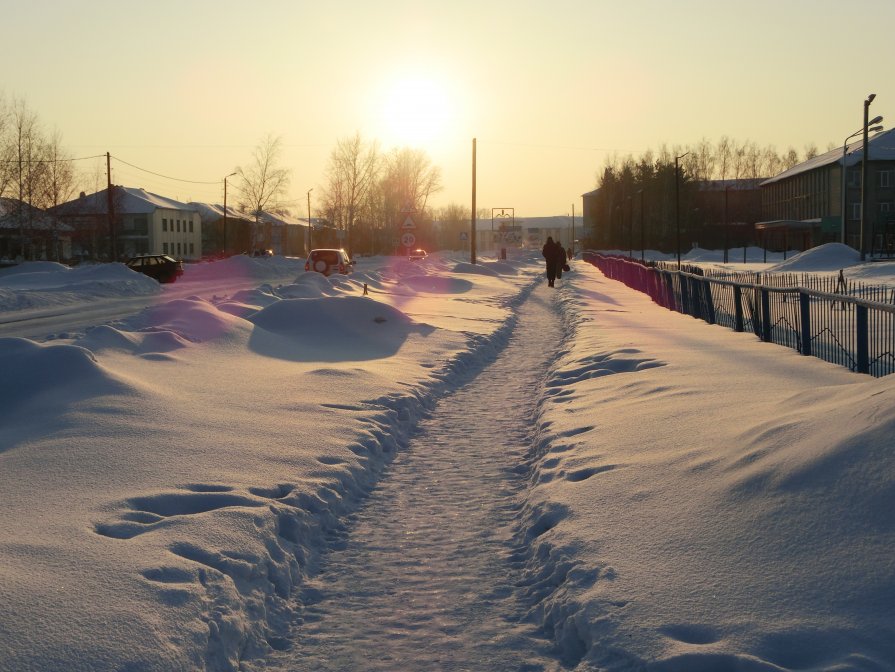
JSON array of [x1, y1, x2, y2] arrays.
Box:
[[401, 232, 416, 248], [459, 232, 468, 241], [400, 216, 416, 230]]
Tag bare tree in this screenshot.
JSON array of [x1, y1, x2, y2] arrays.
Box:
[[322, 131, 380, 255], [803, 143, 819, 160], [781, 147, 800, 170], [236, 134, 291, 250]]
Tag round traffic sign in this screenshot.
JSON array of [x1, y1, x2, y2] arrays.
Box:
[[401, 232, 416, 247]]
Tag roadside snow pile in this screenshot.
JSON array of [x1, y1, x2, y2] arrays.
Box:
[[0, 255, 538, 671], [522, 260, 895, 669], [769, 242, 862, 272], [184, 254, 305, 282], [0, 262, 159, 310]]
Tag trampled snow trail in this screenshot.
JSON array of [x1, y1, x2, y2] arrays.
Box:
[[278, 284, 565, 671]]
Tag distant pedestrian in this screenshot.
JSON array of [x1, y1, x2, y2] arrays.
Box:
[[556, 245, 568, 280], [542, 236, 562, 287]]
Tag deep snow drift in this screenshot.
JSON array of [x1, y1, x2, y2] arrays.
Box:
[[1, 245, 894, 671]]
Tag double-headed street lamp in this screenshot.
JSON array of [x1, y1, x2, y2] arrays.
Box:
[[675, 152, 691, 269], [860, 94, 880, 260], [841, 116, 883, 244]]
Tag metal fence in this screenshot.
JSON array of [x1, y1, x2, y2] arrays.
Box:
[[583, 252, 895, 377]]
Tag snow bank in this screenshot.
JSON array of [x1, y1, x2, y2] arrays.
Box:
[[519, 260, 895, 669], [0, 255, 539, 671], [768, 242, 862, 272]]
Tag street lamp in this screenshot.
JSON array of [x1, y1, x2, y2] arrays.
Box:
[[842, 119, 883, 245], [306, 188, 313, 253], [861, 94, 878, 260], [675, 151, 691, 268], [223, 172, 237, 254]]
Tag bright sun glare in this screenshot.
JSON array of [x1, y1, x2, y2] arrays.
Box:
[[378, 74, 454, 149]]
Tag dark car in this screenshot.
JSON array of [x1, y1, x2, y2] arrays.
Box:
[[305, 248, 354, 276], [125, 254, 184, 283]]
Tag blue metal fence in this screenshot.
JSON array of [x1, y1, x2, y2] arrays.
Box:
[[582, 252, 895, 377]]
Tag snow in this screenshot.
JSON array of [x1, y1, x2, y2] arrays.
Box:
[[1, 245, 894, 670]]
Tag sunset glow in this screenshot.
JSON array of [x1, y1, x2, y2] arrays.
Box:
[[376, 72, 456, 150]]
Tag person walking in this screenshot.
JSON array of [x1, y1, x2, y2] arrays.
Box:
[[556, 245, 568, 281], [542, 236, 561, 287]]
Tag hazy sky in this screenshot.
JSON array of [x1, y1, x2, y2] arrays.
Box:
[[3, 0, 893, 216]]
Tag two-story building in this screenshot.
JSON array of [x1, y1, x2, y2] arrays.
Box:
[[760, 128, 895, 255], [52, 187, 202, 261]]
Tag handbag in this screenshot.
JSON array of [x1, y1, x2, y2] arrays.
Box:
[[563, 263, 570, 272]]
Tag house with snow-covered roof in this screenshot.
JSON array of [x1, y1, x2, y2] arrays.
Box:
[[52, 186, 202, 261], [760, 128, 895, 255], [0, 198, 73, 263]]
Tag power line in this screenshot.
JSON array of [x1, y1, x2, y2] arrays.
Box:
[[110, 155, 221, 185], [0, 153, 106, 164]]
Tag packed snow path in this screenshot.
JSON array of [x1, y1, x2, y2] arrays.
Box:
[[274, 284, 565, 671]]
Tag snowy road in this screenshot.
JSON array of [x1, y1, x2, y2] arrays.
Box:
[[270, 284, 565, 671]]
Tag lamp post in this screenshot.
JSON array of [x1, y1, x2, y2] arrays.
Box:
[[223, 172, 237, 254], [306, 188, 313, 253], [861, 94, 877, 260], [675, 151, 691, 269], [842, 119, 883, 245]]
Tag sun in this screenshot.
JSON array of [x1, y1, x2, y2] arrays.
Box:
[[378, 73, 455, 149]]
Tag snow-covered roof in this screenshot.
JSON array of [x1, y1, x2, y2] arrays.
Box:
[[257, 210, 310, 228], [51, 186, 198, 216], [0, 198, 74, 231], [187, 202, 254, 224], [761, 128, 895, 186]]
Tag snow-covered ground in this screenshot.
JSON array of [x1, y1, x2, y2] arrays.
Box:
[[1, 246, 894, 671]]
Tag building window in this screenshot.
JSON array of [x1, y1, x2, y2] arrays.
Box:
[[163, 242, 168, 254], [189, 220, 194, 233], [177, 243, 181, 256], [162, 218, 167, 232], [176, 220, 181, 233], [881, 171, 893, 188], [881, 201, 893, 214], [189, 243, 194, 255], [851, 202, 862, 221], [848, 169, 861, 188]]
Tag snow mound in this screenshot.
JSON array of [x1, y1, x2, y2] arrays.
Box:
[[184, 254, 305, 282], [452, 262, 501, 277], [128, 297, 246, 342], [400, 274, 473, 294], [248, 296, 428, 362], [229, 287, 281, 307], [75, 325, 190, 355], [479, 261, 519, 275], [769, 242, 862, 272], [0, 260, 70, 276], [0, 337, 126, 419]]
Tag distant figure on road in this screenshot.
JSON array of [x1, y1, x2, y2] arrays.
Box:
[[542, 236, 562, 287], [556, 245, 568, 280]]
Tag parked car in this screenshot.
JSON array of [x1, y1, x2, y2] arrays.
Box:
[[408, 248, 428, 261], [125, 254, 184, 283], [305, 248, 354, 276]]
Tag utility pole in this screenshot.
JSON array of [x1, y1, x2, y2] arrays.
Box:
[[571, 203, 575, 255], [471, 138, 477, 264], [106, 152, 116, 261]]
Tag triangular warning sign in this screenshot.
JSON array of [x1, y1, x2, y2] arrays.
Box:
[[401, 216, 416, 230]]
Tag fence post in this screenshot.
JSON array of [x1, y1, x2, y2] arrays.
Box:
[[734, 285, 744, 332], [680, 274, 690, 316], [703, 279, 716, 325], [856, 304, 869, 374], [761, 288, 772, 342], [799, 291, 811, 356]]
